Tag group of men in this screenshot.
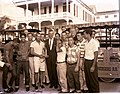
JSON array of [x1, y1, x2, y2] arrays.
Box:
[[0, 28, 100, 93]]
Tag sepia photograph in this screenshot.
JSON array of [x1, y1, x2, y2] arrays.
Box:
[[0, 0, 119, 93]]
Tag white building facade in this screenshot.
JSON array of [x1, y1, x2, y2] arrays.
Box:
[[95, 10, 119, 22], [13, 0, 96, 31]]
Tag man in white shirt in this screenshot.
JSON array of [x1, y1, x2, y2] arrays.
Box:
[[83, 29, 100, 93], [56, 39, 68, 93], [31, 33, 46, 90]]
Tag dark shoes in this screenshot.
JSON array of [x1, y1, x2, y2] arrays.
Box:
[[40, 85, 45, 88], [32, 84, 36, 87], [26, 87, 30, 91], [4, 89, 11, 93], [49, 85, 53, 88], [35, 86, 38, 90], [14, 88, 19, 92], [4, 87, 14, 93], [54, 85, 58, 89]]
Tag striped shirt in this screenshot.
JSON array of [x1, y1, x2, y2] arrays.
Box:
[[77, 39, 87, 58], [67, 45, 80, 64]]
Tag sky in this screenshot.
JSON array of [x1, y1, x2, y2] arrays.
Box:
[[82, 0, 119, 12], [0, 0, 119, 13]]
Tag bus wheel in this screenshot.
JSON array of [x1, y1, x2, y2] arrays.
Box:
[[100, 77, 116, 82]]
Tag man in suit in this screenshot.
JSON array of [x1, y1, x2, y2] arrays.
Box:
[[45, 30, 58, 89]]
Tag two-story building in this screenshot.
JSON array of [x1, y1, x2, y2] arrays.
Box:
[[13, 0, 96, 32]]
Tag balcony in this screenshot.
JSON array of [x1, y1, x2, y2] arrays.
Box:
[[17, 12, 74, 23]]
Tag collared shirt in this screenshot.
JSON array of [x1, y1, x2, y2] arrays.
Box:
[[67, 45, 80, 64], [30, 40, 45, 55], [17, 41, 30, 61], [84, 38, 99, 60], [77, 39, 87, 58], [57, 46, 66, 62], [49, 38, 54, 50]]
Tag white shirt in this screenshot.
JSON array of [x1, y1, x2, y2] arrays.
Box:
[[84, 38, 99, 60], [49, 38, 54, 50], [30, 40, 45, 55], [0, 61, 5, 67], [57, 46, 66, 62]]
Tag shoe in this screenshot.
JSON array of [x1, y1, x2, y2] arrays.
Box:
[[49, 85, 53, 88], [26, 87, 30, 91], [59, 91, 68, 93], [35, 86, 38, 90], [76, 90, 81, 93], [83, 90, 89, 93], [32, 84, 36, 87], [40, 85, 45, 88], [8, 87, 14, 92], [4, 88, 11, 93], [0, 91, 4, 94], [14, 88, 19, 92], [45, 83, 49, 86], [54, 85, 58, 89], [69, 89, 76, 93]]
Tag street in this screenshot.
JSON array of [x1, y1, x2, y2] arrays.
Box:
[[0, 71, 120, 93]]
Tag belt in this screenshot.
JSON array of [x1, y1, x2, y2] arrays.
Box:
[[67, 62, 77, 65], [85, 59, 94, 61], [57, 61, 66, 64]]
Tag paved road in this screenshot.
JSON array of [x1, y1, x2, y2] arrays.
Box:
[[0, 71, 120, 94]]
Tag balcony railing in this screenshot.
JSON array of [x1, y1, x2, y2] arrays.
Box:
[[17, 12, 74, 22]]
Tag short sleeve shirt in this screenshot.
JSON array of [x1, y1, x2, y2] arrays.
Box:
[[84, 38, 99, 60], [67, 45, 80, 64], [30, 40, 45, 55], [57, 46, 66, 62]]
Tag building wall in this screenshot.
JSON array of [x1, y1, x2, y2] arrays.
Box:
[[95, 11, 119, 22]]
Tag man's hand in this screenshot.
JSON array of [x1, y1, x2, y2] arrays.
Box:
[[74, 66, 79, 72], [90, 65, 95, 72], [5, 63, 11, 67]]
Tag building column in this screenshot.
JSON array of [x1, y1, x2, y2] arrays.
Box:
[[15, 22, 18, 30], [26, 2, 28, 17], [52, 20, 54, 26], [52, 0, 54, 18], [66, 0, 69, 25], [38, 1, 41, 17]]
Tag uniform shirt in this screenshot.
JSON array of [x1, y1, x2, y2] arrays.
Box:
[[84, 38, 99, 60], [67, 45, 80, 64], [57, 46, 66, 62]]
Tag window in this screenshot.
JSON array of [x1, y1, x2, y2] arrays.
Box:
[[74, 4, 75, 16], [83, 10, 84, 20], [105, 15, 108, 18], [63, 3, 66, 12], [55, 5, 58, 13], [49, 6, 51, 13], [114, 15, 117, 17], [68, 3, 70, 12], [44, 7, 46, 14]]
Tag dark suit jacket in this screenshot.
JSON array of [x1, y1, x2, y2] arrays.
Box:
[[45, 38, 57, 62]]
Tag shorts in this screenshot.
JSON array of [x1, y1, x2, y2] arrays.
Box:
[[34, 57, 46, 72]]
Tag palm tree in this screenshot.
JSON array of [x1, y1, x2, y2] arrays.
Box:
[[0, 16, 11, 30]]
